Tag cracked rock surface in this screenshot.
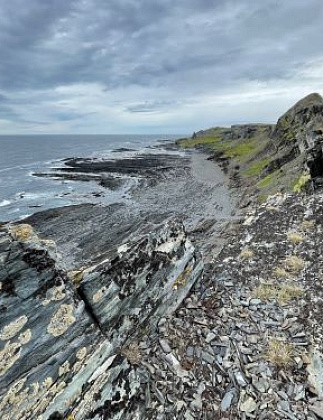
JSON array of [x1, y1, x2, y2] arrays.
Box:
[[0, 221, 202, 420]]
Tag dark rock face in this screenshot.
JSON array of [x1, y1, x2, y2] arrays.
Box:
[[274, 93, 323, 149], [0, 221, 202, 419], [273, 93, 323, 173]]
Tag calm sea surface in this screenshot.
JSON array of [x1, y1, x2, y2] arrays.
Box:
[[0, 134, 181, 222]]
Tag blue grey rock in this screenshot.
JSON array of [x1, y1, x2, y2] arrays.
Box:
[[0, 221, 203, 419]]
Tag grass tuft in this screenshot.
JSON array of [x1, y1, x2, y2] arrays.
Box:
[[293, 173, 311, 193], [273, 267, 290, 279], [287, 232, 304, 244], [121, 342, 142, 365], [239, 249, 254, 260], [253, 282, 304, 305], [265, 339, 295, 367], [276, 284, 304, 305], [284, 256, 305, 273], [257, 172, 278, 189], [301, 220, 315, 231], [253, 284, 276, 301]]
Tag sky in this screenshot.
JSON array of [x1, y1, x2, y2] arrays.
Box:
[[1, 0, 323, 134]]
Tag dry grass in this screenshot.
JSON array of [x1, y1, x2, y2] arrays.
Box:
[[253, 284, 276, 301], [276, 284, 305, 305], [239, 249, 254, 260], [173, 267, 192, 289], [284, 256, 305, 273], [273, 267, 290, 279], [121, 342, 142, 365], [265, 339, 295, 367], [287, 232, 304, 244], [253, 282, 304, 305], [301, 220, 315, 231], [10, 224, 35, 241]]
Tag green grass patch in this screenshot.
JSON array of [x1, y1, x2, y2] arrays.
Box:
[[224, 138, 257, 161], [176, 136, 222, 149], [257, 171, 279, 189], [243, 158, 271, 177], [293, 173, 311, 193], [257, 194, 268, 204]]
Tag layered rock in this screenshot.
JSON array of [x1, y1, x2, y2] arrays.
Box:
[[0, 221, 203, 419], [273, 93, 323, 184]]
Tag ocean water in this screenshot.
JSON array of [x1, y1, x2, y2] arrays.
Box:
[[0, 134, 180, 222]]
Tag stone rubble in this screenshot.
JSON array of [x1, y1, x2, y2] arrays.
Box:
[[122, 190, 323, 419]]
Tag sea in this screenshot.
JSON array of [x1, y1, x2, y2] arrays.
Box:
[[0, 134, 182, 222]]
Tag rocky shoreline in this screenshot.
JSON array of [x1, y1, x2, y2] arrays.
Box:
[[0, 143, 238, 420], [25, 149, 236, 270], [1, 93, 323, 419]]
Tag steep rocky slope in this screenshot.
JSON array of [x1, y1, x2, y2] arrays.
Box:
[[178, 93, 323, 203]]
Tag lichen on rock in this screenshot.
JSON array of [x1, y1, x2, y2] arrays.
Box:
[[0, 315, 28, 341], [47, 304, 76, 337], [0, 341, 22, 377]]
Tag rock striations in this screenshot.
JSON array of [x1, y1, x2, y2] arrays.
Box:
[[0, 222, 202, 419]]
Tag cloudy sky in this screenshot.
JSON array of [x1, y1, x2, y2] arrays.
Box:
[[1, 0, 323, 134]]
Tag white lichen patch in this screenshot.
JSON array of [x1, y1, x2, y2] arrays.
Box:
[[42, 285, 66, 306], [0, 341, 22, 376], [47, 304, 76, 337], [18, 329, 32, 345], [118, 243, 129, 254], [0, 315, 28, 341], [68, 270, 84, 286], [42, 377, 53, 390], [93, 287, 107, 303], [73, 346, 88, 373], [40, 239, 56, 250], [59, 360, 70, 376], [76, 347, 87, 361], [72, 360, 83, 374], [31, 382, 40, 396], [157, 233, 185, 254]]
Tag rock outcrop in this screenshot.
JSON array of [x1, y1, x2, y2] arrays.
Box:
[[272, 93, 323, 185], [0, 222, 203, 419]]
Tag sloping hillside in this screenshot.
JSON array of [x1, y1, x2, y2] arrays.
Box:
[[177, 93, 323, 203]]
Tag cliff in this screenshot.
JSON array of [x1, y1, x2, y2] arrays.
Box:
[[178, 93, 323, 203]]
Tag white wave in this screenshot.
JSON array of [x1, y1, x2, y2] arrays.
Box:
[[0, 199, 11, 207]]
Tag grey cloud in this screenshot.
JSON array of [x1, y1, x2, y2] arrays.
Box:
[[0, 0, 323, 131], [127, 100, 182, 113]]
